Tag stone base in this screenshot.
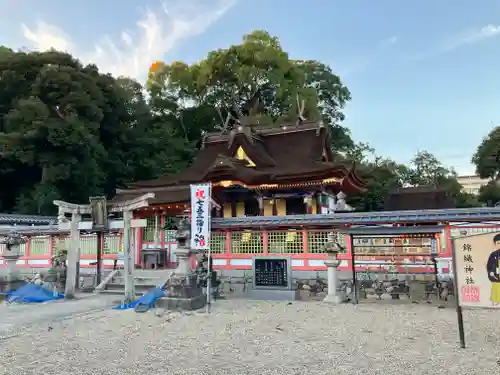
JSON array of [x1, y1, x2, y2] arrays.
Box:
[[156, 293, 206, 311], [323, 293, 343, 304], [249, 288, 299, 301]]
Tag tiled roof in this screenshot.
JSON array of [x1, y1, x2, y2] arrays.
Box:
[[211, 207, 500, 228], [113, 122, 366, 205], [0, 213, 57, 225], [3, 206, 500, 235]]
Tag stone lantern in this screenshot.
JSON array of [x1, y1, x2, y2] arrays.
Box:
[[173, 210, 195, 276], [0, 231, 27, 288], [158, 209, 206, 310], [323, 232, 344, 304]]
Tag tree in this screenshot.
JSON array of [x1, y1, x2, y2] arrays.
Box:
[[350, 150, 480, 211], [477, 181, 500, 206], [470, 126, 500, 206], [405, 151, 479, 208], [0, 49, 173, 215], [349, 156, 408, 211], [404, 151, 450, 186], [147, 30, 354, 154], [472, 126, 500, 180]]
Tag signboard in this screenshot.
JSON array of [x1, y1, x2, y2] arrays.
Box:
[[453, 231, 500, 308], [430, 238, 437, 255], [352, 234, 435, 255], [252, 256, 292, 290], [190, 183, 211, 250]]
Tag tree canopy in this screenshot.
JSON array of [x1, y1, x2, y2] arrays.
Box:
[[0, 30, 482, 215], [472, 125, 500, 206], [0, 50, 175, 214], [147, 30, 354, 152]]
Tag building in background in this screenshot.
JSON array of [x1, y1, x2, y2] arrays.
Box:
[[457, 175, 489, 195], [385, 186, 456, 210]]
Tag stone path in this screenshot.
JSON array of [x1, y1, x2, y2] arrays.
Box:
[[0, 294, 118, 339], [0, 299, 499, 375]]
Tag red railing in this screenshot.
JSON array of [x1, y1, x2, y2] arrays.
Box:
[[0, 226, 461, 273]]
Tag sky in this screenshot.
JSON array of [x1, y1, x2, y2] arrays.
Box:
[[2, 0, 499, 176]]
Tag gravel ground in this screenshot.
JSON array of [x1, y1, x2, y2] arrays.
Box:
[[0, 298, 499, 375]]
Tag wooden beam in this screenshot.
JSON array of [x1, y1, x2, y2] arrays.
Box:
[[57, 219, 147, 231]]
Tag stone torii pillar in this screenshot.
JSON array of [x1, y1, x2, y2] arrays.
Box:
[[54, 193, 154, 300]]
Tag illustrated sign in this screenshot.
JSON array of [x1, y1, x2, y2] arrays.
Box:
[[352, 234, 435, 255], [453, 231, 500, 308], [190, 183, 211, 250]]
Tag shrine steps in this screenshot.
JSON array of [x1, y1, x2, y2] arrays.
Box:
[[96, 269, 174, 296]]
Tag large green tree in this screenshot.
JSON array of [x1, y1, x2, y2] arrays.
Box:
[[346, 143, 408, 211], [147, 30, 354, 153], [349, 149, 479, 211], [472, 125, 500, 205], [472, 126, 500, 180], [0, 50, 172, 214], [402, 151, 479, 208]]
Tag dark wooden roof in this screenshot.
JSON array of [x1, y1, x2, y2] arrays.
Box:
[[114, 121, 366, 204], [0, 213, 57, 226], [385, 186, 456, 211]]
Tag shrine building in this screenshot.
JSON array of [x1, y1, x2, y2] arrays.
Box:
[[111, 119, 367, 269], [114, 120, 366, 218]]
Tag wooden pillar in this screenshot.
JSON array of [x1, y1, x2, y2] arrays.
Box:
[[258, 197, 264, 216], [316, 193, 322, 214], [154, 212, 160, 243], [304, 196, 313, 214], [272, 199, 277, 216], [231, 201, 237, 217], [160, 212, 166, 248]]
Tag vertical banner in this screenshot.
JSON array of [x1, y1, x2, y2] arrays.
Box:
[[190, 183, 212, 250], [453, 231, 500, 308]]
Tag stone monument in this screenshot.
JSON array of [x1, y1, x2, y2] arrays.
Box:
[[0, 231, 27, 291], [250, 255, 299, 301], [323, 232, 345, 304], [45, 242, 68, 293], [157, 210, 206, 310]]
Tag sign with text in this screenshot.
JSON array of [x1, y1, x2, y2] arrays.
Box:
[[252, 256, 292, 290], [190, 183, 211, 250], [453, 231, 500, 308]]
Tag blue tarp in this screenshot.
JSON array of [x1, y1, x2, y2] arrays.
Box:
[[6, 283, 64, 303], [112, 287, 165, 311]]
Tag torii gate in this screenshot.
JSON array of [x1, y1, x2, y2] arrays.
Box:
[[53, 193, 154, 301]]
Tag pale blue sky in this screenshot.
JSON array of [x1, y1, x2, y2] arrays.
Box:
[[2, 0, 499, 175]]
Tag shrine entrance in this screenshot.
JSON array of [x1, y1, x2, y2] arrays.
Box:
[[344, 226, 449, 303]]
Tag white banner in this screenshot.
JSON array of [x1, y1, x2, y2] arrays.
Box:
[[190, 183, 212, 250], [454, 231, 500, 308]]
